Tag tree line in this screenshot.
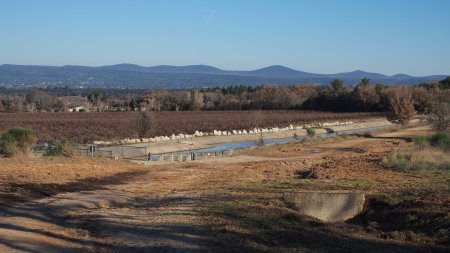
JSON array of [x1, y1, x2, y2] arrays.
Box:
[[1, 77, 449, 117]]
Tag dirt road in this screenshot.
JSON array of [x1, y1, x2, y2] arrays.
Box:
[[0, 125, 448, 252]]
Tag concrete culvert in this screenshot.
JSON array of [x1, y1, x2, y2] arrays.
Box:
[[284, 191, 365, 222]]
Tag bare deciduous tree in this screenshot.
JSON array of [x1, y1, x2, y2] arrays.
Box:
[[135, 112, 154, 138], [428, 89, 450, 131], [386, 87, 415, 125], [25, 90, 57, 112], [411, 86, 434, 113], [87, 91, 108, 111], [353, 82, 379, 111]]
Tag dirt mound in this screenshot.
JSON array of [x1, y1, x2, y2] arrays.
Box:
[[311, 152, 394, 180], [349, 195, 450, 245]]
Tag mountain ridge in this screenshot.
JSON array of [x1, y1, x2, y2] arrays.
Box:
[[0, 63, 447, 89]]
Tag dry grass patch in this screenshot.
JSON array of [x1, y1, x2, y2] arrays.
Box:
[[384, 148, 450, 174]]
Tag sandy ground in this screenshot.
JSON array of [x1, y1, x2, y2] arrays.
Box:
[[0, 124, 448, 252]]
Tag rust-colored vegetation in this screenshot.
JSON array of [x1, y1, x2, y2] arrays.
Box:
[[0, 111, 381, 143]]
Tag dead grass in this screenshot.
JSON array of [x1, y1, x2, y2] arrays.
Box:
[[384, 148, 450, 174]]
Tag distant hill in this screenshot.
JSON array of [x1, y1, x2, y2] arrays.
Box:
[[99, 64, 225, 74], [329, 70, 388, 80], [0, 64, 446, 89], [244, 65, 323, 79], [147, 65, 225, 74]]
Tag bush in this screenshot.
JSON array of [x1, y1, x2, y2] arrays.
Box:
[[427, 88, 450, 131], [410, 132, 450, 151], [0, 132, 17, 156], [386, 87, 415, 125], [413, 135, 429, 148], [306, 128, 316, 138], [385, 152, 411, 171], [0, 127, 36, 157], [429, 131, 450, 151], [44, 139, 74, 157], [428, 102, 450, 131]]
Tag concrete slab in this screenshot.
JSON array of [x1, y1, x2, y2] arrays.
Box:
[[284, 191, 365, 222]]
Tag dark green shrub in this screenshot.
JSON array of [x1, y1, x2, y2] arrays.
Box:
[[429, 131, 450, 151], [306, 128, 316, 138], [413, 135, 429, 147], [0, 132, 17, 156], [0, 127, 36, 157]]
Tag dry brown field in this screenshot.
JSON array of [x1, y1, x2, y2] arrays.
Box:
[[0, 111, 381, 143]]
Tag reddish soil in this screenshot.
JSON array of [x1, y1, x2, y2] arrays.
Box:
[[0, 125, 448, 252]]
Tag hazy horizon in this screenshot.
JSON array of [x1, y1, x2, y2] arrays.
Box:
[[1, 62, 448, 77], [1, 0, 449, 76]]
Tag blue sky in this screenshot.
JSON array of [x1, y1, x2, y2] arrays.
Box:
[[0, 0, 449, 76]]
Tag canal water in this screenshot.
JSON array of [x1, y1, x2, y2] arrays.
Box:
[[194, 137, 296, 153], [194, 124, 394, 154]]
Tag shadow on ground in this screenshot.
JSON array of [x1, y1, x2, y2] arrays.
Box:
[[0, 170, 448, 253], [0, 169, 148, 203]]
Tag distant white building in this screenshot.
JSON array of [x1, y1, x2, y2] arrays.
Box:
[[69, 106, 86, 112]]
